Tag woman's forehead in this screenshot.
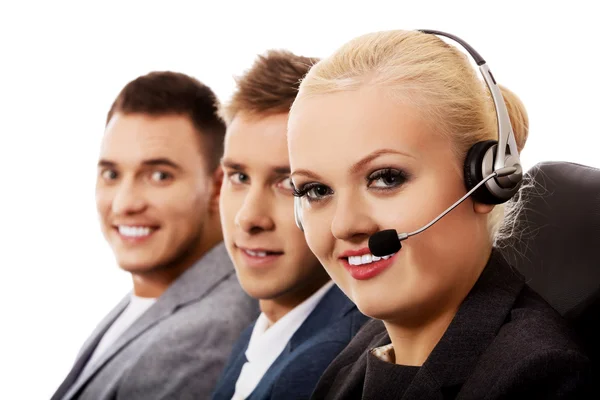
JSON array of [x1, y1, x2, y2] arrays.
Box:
[[288, 88, 443, 169]]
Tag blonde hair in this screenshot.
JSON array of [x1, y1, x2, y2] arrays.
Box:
[[294, 30, 529, 241]]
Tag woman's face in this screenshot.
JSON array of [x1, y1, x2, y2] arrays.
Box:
[[288, 85, 492, 322]]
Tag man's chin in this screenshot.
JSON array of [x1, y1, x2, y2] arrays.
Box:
[[238, 277, 294, 301], [117, 261, 160, 274], [114, 253, 165, 274]]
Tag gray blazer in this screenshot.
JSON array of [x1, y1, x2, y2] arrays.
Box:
[[51, 242, 259, 400]]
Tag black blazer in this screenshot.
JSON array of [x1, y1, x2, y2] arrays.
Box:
[[311, 250, 596, 399], [211, 284, 369, 400]]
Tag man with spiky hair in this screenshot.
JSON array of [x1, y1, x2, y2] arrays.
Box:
[[211, 51, 369, 400]]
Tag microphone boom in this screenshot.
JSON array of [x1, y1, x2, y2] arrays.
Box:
[[368, 167, 515, 257]]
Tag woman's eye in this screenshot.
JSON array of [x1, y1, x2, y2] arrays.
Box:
[[306, 184, 333, 200], [293, 182, 333, 202], [368, 168, 408, 189], [151, 171, 173, 182], [229, 172, 249, 184]]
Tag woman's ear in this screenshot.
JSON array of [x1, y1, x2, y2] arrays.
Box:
[[473, 201, 495, 215]]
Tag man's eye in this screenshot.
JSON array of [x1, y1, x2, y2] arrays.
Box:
[[277, 177, 294, 191], [151, 171, 172, 182], [101, 170, 118, 180], [229, 172, 249, 184]]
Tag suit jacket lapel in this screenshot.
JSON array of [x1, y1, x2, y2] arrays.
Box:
[[401, 250, 526, 400], [212, 325, 254, 399], [62, 242, 234, 400], [51, 296, 129, 400], [287, 284, 355, 351], [245, 284, 354, 397]]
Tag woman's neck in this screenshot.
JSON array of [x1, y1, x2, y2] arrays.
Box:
[[383, 304, 459, 366], [383, 246, 492, 366]]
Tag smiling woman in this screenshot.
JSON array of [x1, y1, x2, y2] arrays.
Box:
[[287, 29, 595, 399]]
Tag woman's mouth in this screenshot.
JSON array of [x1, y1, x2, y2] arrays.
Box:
[[339, 248, 398, 280]]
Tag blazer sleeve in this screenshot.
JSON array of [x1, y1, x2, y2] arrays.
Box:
[[486, 348, 597, 399], [269, 341, 350, 400]]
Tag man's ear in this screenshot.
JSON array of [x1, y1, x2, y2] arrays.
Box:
[[209, 166, 224, 215]]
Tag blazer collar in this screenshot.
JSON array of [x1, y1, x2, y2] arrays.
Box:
[[51, 296, 130, 400], [287, 284, 357, 351], [402, 249, 526, 399], [62, 242, 234, 400]]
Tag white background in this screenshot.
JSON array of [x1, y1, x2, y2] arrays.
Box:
[[1, 0, 598, 398]]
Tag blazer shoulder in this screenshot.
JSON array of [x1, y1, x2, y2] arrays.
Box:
[[463, 286, 596, 398], [501, 286, 585, 354], [466, 344, 595, 398], [191, 273, 259, 321]]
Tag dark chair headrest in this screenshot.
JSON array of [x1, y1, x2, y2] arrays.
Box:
[[497, 161, 600, 363]]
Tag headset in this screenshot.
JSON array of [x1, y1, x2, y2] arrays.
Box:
[[294, 29, 523, 232]]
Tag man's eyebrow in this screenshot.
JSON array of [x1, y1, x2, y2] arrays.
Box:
[[290, 169, 322, 180], [272, 166, 291, 175], [141, 158, 182, 170], [98, 159, 116, 168], [221, 159, 290, 175], [221, 159, 245, 170], [98, 158, 183, 170]]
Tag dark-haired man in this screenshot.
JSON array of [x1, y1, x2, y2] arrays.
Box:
[[51, 71, 258, 400]]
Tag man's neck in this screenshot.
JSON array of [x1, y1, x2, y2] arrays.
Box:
[[131, 262, 192, 298], [259, 273, 331, 326], [131, 225, 223, 298]]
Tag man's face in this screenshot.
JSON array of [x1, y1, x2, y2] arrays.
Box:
[[96, 113, 218, 272], [219, 112, 326, 301]]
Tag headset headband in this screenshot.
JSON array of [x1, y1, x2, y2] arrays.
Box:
[[418, 29, 521, 175]]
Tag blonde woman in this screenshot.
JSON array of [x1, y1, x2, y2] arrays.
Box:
[[287, 30, 594, 399]]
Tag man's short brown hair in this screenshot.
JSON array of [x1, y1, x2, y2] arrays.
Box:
[[107, 71, 226, 171], [221, 50, 320, 123]]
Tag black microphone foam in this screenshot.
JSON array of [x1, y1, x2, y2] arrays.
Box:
[[369, 229, 402, 257]]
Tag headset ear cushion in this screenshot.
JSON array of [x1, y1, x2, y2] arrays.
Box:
[[463, 140, 503, 205]]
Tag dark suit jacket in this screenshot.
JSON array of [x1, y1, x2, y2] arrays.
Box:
[[51, 243, 259, 400], [211, 284, 370, 400], [311, 250, 596, 399]]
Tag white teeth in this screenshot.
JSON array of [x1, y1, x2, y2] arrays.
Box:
[[245, 250, 268, 257], [118, 226, 152, 237], [348, 252, 395, 266], [348, 256, 361, 266]]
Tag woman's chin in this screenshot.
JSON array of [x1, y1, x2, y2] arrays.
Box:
[[355, 301, 402, 322]]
